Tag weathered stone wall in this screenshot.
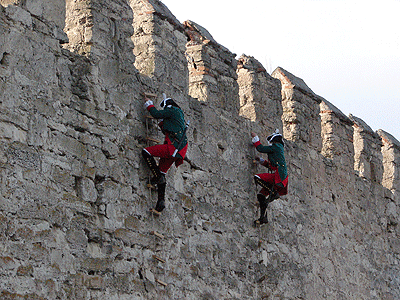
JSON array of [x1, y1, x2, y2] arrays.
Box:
[[0, 0, 66, 31], [185, 20, 239, 115], [1, 1, 400, 299], [379, 130, 400, 203], [272, 68, 399, 299], [237, 55, 282, 134]]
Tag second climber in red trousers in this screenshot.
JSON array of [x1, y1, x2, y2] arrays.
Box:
[[251, 129, 288, 225]]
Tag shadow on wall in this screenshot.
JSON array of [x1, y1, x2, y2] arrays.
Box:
[[64, 0, 136, 69]]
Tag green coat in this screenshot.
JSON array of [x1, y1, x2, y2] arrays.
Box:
[[148, 105, 188, 152], [255, 142, 287, 182]]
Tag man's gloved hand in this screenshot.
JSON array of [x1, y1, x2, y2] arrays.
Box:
[[255, 156, 265, 164], [144, 99, 153, 109], [251, 135, 260, 144]]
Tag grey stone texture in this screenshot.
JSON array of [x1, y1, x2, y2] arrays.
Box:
[[0, 0, 399, 299]]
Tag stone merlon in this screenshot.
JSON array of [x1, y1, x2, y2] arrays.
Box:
[[319, 97, 353, 126], [139, 0, 185, 32], [378, 129, 400, 151], [272, 67, 321, 104], [349, 113, 377, 137]]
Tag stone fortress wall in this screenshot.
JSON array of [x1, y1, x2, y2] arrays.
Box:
[[0, 0, 399, 299]]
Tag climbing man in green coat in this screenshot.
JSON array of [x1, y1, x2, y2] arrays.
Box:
[[143, 96, 188, 212], [251, 129, 288, 225]]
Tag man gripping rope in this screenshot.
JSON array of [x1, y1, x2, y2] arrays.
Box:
[[251, 129, 288, 225], [143, 96, 188, 212]]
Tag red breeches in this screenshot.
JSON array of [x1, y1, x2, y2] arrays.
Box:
[[144, 144, 178, 174], [255, 172, 288, 197]]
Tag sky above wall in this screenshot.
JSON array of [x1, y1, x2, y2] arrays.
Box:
[[161, 0, 400, 141]]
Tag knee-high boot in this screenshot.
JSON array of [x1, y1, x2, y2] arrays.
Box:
[[142, 149, 165, 185], [256, 193, 269, 224], [155, 182, 166, 212], [254, 175, 273, 194], [254, 175, 280, 202]]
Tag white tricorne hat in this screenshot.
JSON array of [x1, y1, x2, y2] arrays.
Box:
[[267, 129, 284, 145]]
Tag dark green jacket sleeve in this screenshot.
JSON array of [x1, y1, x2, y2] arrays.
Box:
[[255, 144, 274, 153], [148, 106, 174, 119], [148, 106, 187, 151], [256, 143, 288, 181]]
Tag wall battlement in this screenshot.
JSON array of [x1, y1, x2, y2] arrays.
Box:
[[1, 0, 399, 299]]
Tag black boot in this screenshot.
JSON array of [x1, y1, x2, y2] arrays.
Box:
[[142, 149, 164, 185], [155, 182, 166, 212], [269, 188, 279, 201], [150, 173, 166, 185], [255, 193, 269, 225], [254, 175, 273, 193]]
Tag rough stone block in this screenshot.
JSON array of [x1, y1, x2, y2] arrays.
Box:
[[84, 274, 105, 290], [113, 228, 136, 246], [101, 140, 119, 159], [16, 264, 34, 276], [0, 256, 16, 271], [80, 258, 113, 274], [51, 132, 87, 159], [52, 165, 75, 189], [76, 176, 98, 203], [124, 215, 141, 230], [0, 121, 27, 143], [4, 4, 32, 28], [66, 228, 88, 249], [6, 141, 40, 169]]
